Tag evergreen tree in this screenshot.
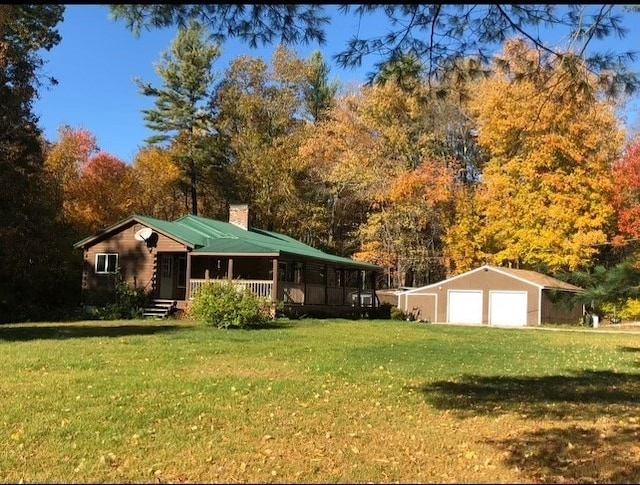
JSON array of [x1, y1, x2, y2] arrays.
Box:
[[303, 51, 338, 124], [136, 22, 221, 216], [111, 4, 640, 97], [0, 5, 79, 322]]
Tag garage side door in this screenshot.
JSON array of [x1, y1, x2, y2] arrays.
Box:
[[489, 291, 527, 327], [448, 290, 483, 325]]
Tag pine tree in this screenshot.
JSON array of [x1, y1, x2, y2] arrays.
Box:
[[136, 22, 221, 216]]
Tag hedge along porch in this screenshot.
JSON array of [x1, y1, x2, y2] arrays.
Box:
[[73, 204, 381, 316]]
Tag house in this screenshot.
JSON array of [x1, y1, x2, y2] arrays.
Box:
[[73, 204, 381, 317], [397, 265, 585, 326]]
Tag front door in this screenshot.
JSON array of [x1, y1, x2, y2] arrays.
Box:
[[159, 254, 174, 299]]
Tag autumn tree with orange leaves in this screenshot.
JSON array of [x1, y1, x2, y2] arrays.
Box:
[[356, 160, 458, 287], [44, 126, 99, 231], [72, 153, 137, 234], [45, 126, 136, 235]]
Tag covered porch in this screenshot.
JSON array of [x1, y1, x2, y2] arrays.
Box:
[[158, 253, 377, 314]]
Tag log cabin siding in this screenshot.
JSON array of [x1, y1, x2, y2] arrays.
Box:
[[81, 222, 187, 305], [75, 214, 381, 315]]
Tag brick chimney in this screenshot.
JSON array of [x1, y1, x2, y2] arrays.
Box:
[[229, 203, 249, 230]]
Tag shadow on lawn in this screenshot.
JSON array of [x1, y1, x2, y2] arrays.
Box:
[[490, 424, 640, 484], [0, 323, 186, 341], [412, 372, 640, 483], [410, 370, 640, 420], [619, 345, 640, 353]]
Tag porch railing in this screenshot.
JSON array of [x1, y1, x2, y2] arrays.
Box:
[[188, 279, 375, 307], [189, 279, 273, 300]]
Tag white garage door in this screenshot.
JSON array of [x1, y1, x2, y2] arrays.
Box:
[[490, 291, 528, 327], [448, 291, 483, 325]]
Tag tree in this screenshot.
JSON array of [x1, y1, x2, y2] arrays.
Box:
[[299, 79, 464, 272], [611, 141, 640, 244], [110, 4, 640, 97], [453, 39, 625, 273], [213, 46, 313, 234], [303, 51, 338, 124], [566, 258, 640, 319], [44, 125, 99, 230], [136, 21, 222, 216], [371, 52, 424, 92], [130, 146, 185, 220], [298, 88, 397, 255], [0, 5, 78, 321], [72, 153, 137, 234], [355, 160, 458, 287], [44, 127, 137, 235]]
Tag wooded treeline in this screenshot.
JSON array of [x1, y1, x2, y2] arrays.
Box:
[[4, 5, 640, 322]]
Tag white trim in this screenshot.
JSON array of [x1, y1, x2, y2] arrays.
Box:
[[538, 289, 542, 326], [398, 264, 575, 295], [95, 253, 118, 274], [486, 266, 544, 289], [401, 266, 492, 294]]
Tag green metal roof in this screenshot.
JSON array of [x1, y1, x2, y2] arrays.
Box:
[[74, 214, 380, 271]]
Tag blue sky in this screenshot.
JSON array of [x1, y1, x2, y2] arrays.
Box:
[[34, 5, 382, 163], [34, 5, 640, 164]]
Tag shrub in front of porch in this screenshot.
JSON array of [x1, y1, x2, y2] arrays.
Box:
[[91, 273, 150, 320], [188, 281, 273, 329]]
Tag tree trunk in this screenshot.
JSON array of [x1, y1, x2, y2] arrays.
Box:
[[190, 161, 198, 216]]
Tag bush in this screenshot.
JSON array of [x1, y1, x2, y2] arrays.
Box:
[[188, 281, 273, 329], [601, 300, 640, 322], [390, 307, 407, 320], [370, 303, 393, 319], [92, 275, 150, 320]]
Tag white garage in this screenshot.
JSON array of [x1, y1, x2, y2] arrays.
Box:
[[489, 291, 528, 327], [448, 290, 483, 325]]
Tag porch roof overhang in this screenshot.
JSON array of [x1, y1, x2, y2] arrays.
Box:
[[191, 243, 379, 272]]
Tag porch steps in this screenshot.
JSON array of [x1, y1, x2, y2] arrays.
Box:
[[142, 299, 177, 319]]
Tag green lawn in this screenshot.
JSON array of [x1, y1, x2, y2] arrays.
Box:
[[0, 319, 638, 483]]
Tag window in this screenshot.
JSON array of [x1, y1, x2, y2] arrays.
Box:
[[95, 253, 118, 274], [279, 261, 302, 283], [328, 267, 342, 287], [162, 256, 173, 278]]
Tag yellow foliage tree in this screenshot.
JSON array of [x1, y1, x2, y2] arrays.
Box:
[[450, 39, 625, 273], [215, 46, 317, 235], [130, 146, 185, 220]]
